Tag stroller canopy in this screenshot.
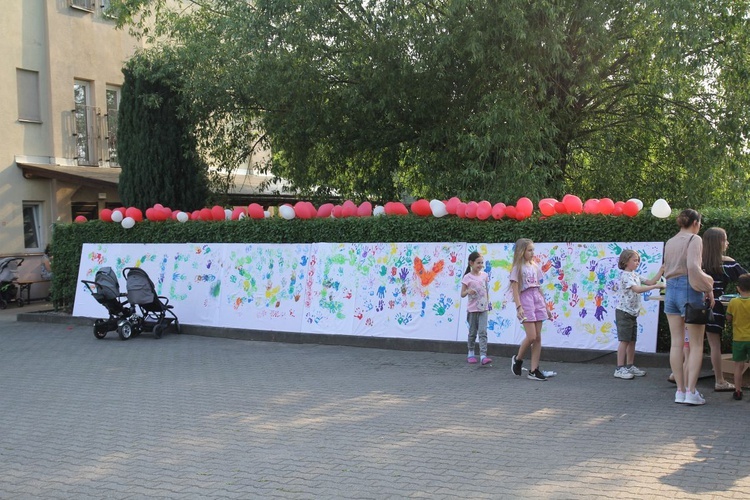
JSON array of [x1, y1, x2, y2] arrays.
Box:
[[0, 257, 23, 282], [94, 267, 120, 301], [124, 267, 157, 306]]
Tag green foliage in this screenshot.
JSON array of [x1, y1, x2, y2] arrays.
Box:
[[118, 50, 210, 211], [51, 208, 750, 353], [110, 0, 750, 206]]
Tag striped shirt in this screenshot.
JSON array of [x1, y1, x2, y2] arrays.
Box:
[[705, 260, 749, 333]]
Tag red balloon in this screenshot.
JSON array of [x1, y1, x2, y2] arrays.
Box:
[[539, 197, 557, 207], [539, 201, 556, 217], [491, 203, 506, 219], [199, 208, 213, 221], [411, 199, 432, 217], [516, 197, 534, 217], [114, 207, 127, 216], [232, 207, 246, 220], [342, 200, 357, 218], [623, 200, 639, 217], [125, 207, 143, 222], [455, 202, 467, 218], [392, 202, 409, 215], [516, 211, 527, 221], [74, 215, 87, 223], [599, 198, 615, 215], [583, 199, 601, 215], [562, 195, 583, 214], [332, 205, 344, 218], [357, 201, 373, 217], [317, 203, 333, 218], [465, 201, 478, 219], [190, 210, 201, 221], [211, 205, 226, 221], [145, 208, 157, 221], [171, 210, 180, 220], [612, 205, 624, 216], [294, 202, 310, 219], [248, 203, 265, 219], [445, 197, 461, 215], [99, 208, 113, 222], [476, 200, 492, 220], [505, 205, 517, 219], [160, 208, 171, 221], [554, 202, 568, 214], [154, 203, 164, 210]]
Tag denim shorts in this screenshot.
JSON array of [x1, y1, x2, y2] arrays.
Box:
[[664, 275, 705, 316]]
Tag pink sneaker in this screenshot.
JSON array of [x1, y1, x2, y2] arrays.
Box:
[[467, 356, 478, 364], [481, 357, 493, 366]]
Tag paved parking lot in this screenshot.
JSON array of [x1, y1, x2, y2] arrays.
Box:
[[1, 309, 749, 499]]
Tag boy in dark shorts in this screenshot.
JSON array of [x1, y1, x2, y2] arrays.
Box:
[[614, 250, 665, 379], [726, 273, 750, 400]]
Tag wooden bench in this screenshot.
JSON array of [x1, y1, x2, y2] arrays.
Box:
[[16, 280, 51, 305]]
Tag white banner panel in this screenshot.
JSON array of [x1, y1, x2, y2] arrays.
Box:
[[74, 241, 663, 352], [219, 244, 308, 332], [456, 242, 664, 352], [302, 243, 465, 340]]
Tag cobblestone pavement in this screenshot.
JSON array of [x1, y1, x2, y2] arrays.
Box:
[[1, 312, 749, 499]]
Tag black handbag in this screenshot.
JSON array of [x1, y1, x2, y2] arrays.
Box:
[[683, 234, 714, 325], [684, 301, 713, 325]]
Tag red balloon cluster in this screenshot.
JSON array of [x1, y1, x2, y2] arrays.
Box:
[[87, 194, 643, 226], [538, 195, 640, 218]]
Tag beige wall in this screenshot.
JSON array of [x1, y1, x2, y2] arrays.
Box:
[[0, 0, 143, 256]]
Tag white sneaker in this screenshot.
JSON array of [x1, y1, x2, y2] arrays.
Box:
[[684, 390, 706, 406], [627, 365, 646, 377], [675, 390, 686, 404], [614, 367, 634, 380]]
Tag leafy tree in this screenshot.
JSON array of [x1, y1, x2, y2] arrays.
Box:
[[118, 50, 209, 211], [111, 0, 750, 207]]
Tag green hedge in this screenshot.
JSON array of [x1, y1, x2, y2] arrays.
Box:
[[51, 208, 750, 352]]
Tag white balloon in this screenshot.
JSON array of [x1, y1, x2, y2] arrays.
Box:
[[264, 211, 270, 219], [279, 205, 295, 220], [651, 198, 672, 218], [429, 199, 448, 218], [627, 198, 644, 211], [111, 210, 124, 223], [224, 209, 233, 220], [121, 216, 135, 229], [176, 211, 189, 223], [373, 205, 385, 216]]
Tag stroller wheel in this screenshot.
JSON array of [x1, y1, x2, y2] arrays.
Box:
[[153, 323, 164, 339], [117, 321, 133, 341], [93, 319, 107, 339], [17, 298, 24, 307]]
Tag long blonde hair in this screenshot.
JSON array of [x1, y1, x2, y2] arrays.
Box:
[[511, 238, 534, 275]]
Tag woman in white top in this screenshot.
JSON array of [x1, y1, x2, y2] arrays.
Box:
[[663, 209, 714, 405]]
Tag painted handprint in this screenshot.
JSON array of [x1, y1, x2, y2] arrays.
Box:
[[377, 285, 386, 299], [594, 293, 607, 321], [395, 312, 413, 325], [432, 295, 454, 316]]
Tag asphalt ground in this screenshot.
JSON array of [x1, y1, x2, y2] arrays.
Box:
[[1, 305, 749, 499]]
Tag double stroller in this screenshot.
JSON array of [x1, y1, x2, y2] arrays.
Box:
[[0, 257, 24, 309], [82, 266, 180, 340]]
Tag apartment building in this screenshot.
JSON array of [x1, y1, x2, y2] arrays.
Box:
[[0, 0, 143, 262]]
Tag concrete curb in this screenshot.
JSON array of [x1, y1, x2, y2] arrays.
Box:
[[16, 309, 683, 368]]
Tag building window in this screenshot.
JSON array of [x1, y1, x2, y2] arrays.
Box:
[[74, 80, 97, 165], [23, 203, 43, 251], [69, 0, 94, 12], [17, 69, 41, 123], [101, 0, 115, 17], [106, 86, 120, 165]]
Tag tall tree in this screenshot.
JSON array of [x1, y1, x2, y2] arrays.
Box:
[[111, 0, 750, 207], [118, 50, 209, 211]]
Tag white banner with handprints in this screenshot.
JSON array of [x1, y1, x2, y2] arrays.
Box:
[[73, 241, 663, 352]]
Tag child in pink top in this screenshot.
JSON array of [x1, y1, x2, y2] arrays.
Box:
[[461, 251, 492, 366], [509, 238, 553, 381]]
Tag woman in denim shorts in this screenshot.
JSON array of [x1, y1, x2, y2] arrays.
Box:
[[663, 209, 715, 405]]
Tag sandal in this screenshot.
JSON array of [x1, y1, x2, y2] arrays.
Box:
[[715, 380, 735, 392]]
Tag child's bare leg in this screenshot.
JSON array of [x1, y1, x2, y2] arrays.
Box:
[[529, 321, 543, 371], [706, 333, 728, 385], [626, 341, 636, 365], [735, 361, 746, 392], [617, 341, 627, 367]]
